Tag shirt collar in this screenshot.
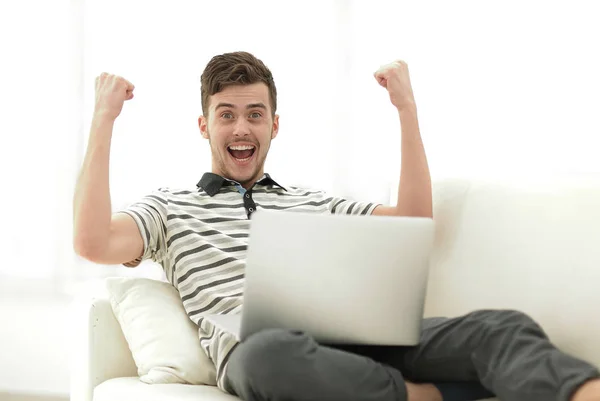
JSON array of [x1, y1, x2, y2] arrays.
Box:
[[197, 172, 287, 196]]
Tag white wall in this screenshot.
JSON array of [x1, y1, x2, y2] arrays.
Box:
[[0, 295, 71, 397]]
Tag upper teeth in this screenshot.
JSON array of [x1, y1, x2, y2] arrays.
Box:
[[229, 145, 255, 150]]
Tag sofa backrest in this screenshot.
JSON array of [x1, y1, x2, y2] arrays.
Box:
[[426, 175, 600, 368]]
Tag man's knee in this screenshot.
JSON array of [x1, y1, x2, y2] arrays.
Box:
[[226, 329, 315, 395], [477, 308, 538, 324], [471, 309, 546, 337]]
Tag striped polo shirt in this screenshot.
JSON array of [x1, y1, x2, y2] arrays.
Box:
[[119, 172, 379, 390]]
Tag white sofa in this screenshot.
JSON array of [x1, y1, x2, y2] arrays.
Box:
[[70, 176, 600, 401]]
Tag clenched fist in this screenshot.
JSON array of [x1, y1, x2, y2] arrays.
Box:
[[374, 60, 415, 111], [94, 73, 135, 120]]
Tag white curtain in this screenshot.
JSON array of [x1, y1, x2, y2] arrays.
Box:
[[1, 0, 599, 289]]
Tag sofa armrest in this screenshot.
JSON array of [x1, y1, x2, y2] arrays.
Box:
[[70, 291, 137, 401]]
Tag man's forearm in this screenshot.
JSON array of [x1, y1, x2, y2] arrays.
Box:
[[396, 105, 432, 218], [72, 114, 115, 257]]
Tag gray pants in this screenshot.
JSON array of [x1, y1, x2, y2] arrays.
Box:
[[224, 309, 600, 401]]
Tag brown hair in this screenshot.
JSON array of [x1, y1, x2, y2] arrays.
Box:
[[201, 51, 277, 117]]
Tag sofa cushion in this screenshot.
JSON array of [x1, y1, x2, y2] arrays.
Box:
[[106, 277, 217, 385], [94, 377, 498, 401], [426, 176, 600, 369], [94, 377, 239, 401]]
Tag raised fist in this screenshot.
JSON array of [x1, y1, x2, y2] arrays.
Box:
[[374, 60, 415, 111], [94, 73, 135, 120]]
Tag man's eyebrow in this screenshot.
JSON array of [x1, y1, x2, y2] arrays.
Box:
[[215, 102, 235, 110], [214, 102, 266, 110]]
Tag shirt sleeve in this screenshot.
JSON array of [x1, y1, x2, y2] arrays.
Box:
[[117, 189, 169, 267], [326, 194, 380, 216]]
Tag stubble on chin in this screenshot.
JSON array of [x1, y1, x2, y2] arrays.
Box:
[[208, 134, 271, 184]]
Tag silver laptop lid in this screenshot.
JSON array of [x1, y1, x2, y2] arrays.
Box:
[[240, 209, 435, 345]]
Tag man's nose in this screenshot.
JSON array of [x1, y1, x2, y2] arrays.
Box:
[[233, 118, 251, 137]]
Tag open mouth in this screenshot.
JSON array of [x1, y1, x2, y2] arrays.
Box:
[[227, 144, 256, 163]]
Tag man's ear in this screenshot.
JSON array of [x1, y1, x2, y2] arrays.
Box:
[[198, 115, 209, 139], [271, 114, 279, 140]]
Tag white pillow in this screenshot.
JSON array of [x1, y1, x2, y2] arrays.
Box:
[[106, 277, 217, 385]]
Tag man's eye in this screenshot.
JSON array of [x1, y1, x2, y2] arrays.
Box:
[[221, 112, 233, 119], [250, 112, 262, 119]]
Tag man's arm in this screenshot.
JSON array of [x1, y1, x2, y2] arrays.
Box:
[[371, 61, 432, 218], [73, 73, 143, 265]]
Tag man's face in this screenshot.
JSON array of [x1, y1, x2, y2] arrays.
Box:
[[199, 83, 279, 188]]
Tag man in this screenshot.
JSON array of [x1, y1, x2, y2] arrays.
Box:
[[73, 51, 600, 401]]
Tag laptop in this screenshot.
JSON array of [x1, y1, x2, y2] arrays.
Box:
[[204, 208, 435, 346]]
